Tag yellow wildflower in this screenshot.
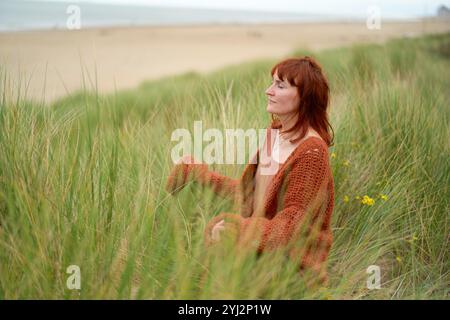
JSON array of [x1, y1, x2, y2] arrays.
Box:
[[343, 195, 349, 203], [361, 195, 375, 206], [407, 234, 418, 243], [331, 152, 337, 159], [378, 194, 388, 201], [355, 196, 361, 200], [396, 256, 402, 263], [342, 159, 350, 167]]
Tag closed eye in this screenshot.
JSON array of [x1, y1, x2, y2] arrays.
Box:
[[271, 79, 285, 89]]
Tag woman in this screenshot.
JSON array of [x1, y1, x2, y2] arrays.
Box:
[[166, 56, 335, 286]]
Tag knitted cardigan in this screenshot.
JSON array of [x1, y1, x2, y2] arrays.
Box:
[[166, 128, 335, 285]]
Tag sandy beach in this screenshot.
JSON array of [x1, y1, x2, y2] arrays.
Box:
[[0, 19, 449, 103]]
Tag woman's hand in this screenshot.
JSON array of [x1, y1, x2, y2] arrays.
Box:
[[176, 155, 197, 165], [204, 213, 241, 247], [211, 219, 225, 242], [165, 154, 202, 195]]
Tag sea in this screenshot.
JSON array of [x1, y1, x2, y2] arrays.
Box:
[[0, 0, 357, 32]]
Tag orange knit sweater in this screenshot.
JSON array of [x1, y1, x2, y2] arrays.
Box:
[[166, 128, 335, 285]]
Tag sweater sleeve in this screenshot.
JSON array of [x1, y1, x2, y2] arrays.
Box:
[[205, 147, 330, 253], [166, 160, 238, 200], [196, 166, 239, 199]]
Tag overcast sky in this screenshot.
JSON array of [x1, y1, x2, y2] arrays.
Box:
[[33, 0, 450, 18]]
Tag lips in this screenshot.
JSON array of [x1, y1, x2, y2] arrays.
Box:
[[269, 99, 276, 104]]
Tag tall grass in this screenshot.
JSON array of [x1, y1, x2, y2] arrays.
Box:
[[0, 33, 449, 299]]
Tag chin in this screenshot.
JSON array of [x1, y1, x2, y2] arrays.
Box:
[[266, 104, 278, 114]]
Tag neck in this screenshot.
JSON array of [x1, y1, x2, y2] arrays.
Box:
[[277, 112, 301, 140]]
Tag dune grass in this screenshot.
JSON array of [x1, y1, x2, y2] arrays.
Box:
[[0, 32, 449, 299]]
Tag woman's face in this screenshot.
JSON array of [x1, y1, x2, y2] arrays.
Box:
[[265, 70, 300, 116]]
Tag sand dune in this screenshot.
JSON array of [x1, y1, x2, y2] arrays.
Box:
[[0, 19, 449, 103]]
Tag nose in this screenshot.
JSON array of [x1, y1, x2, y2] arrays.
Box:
[[265, 84, 275, 96]]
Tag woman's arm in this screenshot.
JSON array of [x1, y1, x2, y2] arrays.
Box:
[[165, 155, 239, 200]]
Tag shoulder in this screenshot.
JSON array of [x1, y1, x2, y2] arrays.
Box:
[[298, 137, 329, 157], [290, 137, 331, 171]]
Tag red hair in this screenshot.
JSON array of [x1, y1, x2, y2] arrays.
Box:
[[270, 56, 334, 147]]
